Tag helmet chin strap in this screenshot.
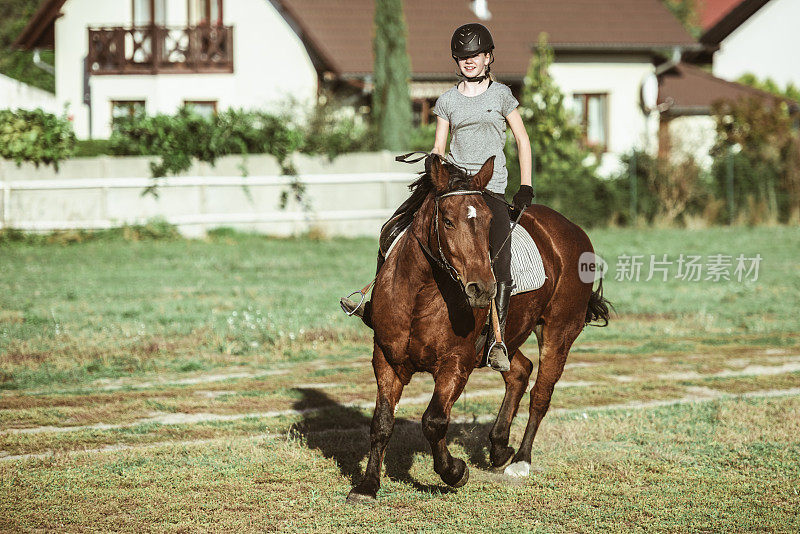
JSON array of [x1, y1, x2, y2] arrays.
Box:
[[454, 55, 493, 84], [460, 72, 490, 83]]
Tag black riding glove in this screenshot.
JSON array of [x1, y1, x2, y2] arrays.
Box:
[[513, 185, 534, 211]]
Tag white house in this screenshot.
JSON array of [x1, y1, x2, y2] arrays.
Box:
[[651, 0, 800, 167], [700, 0, 799, 89], [14, 0, 319, 139], [19, 0, 764, 176], [272, 0, 702, 175]]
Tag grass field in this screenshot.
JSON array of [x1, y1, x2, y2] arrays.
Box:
[[1, 225, 799, 531]]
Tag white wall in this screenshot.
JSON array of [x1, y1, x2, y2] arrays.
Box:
[[0, 151, 420, 238], [666, 115, 717, 169], [550, 56, 659, 176], [55, 0, 318, 138], [0, 74, 59, 113], [712, 0, 799, 88]]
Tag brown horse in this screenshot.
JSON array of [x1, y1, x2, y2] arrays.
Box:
[[346, 154, 610, 503]]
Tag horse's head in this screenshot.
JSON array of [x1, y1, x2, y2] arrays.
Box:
[[423, 154, 497, 308]]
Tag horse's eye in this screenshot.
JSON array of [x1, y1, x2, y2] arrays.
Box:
[[443, 217, 455, 229]]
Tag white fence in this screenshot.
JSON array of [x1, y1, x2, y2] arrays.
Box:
[[0, 152, 423, 237]]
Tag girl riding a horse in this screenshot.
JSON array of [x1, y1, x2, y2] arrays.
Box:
[[343, 23, 534, 373]]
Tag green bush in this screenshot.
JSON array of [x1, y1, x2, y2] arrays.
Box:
[[0, 218, 181, 246], [0, 109, 76, 170], [301, 92, 374, 158], [610, 150, 723, 226], [73, 139, 115, 158], [710, 97, 800, 223], [407, 123, 436, 151], [109, 107, 304, 181]]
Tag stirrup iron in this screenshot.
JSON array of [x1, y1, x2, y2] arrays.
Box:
[[340, 278, 375, 317], [340, 290, 368, 316]]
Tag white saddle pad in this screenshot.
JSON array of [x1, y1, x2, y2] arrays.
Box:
[[510, 222, 546, 295], [383, 224, 546, 294]]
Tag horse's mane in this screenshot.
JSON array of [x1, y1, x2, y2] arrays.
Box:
[[378, 160, 475, 252], [391, 161, 473, 228]]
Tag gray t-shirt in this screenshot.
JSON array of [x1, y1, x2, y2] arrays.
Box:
[[432, 81, 519, 194]]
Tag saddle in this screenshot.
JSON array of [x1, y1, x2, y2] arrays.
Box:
[[379, 213, 406, 258]]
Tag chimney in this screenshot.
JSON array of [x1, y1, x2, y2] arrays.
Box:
[[470, 0, 492, 21]]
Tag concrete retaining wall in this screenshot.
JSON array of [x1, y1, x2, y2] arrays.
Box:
[[0, 151, 425, 238]]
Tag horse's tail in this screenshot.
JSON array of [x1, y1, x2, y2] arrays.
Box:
[[585, 277, 612, 327]]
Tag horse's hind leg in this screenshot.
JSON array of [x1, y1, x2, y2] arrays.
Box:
[[505, 320, 583, 477], [489, 349, 534, 467], [347, 345, 405, 503], [422, 364, 470, 488]]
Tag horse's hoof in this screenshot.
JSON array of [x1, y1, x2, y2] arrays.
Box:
[[504, 461, 531, 478], [443, 458, 470, 488], [346, 490, 376, 504], [452, 463, 470, 488], [490, 445, 515, 468]]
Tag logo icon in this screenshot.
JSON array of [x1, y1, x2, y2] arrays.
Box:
[[578, 252, 607, 284]]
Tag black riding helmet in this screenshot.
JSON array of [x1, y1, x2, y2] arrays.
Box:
[[451, 23, 494, 60], [451, 23, 495, 82]]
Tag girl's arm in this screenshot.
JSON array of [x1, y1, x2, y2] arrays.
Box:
[[431, 116, 450, 156], [506, 109, 532, 188]]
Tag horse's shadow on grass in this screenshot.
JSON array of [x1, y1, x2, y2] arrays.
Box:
[[290, 388, 498, 495]]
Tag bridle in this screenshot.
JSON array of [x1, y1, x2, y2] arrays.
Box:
[[415, 189, 486, 289], [394, 151, 524, 290]]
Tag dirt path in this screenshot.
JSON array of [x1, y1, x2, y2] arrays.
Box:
[[3, 387, 798, 463]]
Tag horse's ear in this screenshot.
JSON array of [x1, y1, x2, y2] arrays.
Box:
[[471, 156, 495, 190], [428, 154, 449, 193]]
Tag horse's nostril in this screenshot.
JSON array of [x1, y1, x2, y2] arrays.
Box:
[[465, 282, 480, 298]]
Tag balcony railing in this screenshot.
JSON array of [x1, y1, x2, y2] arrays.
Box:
[[88, 25, 234, 75]]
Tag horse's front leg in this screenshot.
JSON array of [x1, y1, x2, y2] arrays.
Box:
[[422, 362, 470, 488], [347, 344, 405, 503]]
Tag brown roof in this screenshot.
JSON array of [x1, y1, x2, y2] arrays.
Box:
[[700, 0, 771, 45], [16, 0, 700, 78], [12, 0, 65, 49], [698, 0, 742, 31], [657, 61, 790, 115], [276, 0, 701, 78]]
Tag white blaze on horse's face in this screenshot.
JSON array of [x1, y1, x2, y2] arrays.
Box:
[[467, 205, 477, 220]]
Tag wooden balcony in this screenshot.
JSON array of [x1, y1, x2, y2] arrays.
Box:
[[87, 25, 233, 75]]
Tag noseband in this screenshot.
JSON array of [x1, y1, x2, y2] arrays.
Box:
[[416, 189, 486, 288]]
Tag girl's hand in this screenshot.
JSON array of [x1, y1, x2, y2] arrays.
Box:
[[513, 185, 534, 211]]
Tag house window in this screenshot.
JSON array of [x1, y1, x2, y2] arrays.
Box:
[[189, 0, 224, 26], [184, 100, 217, 118], [572, 93, 608, 152], [111, 100, 146, 121], [412, 99, 433, 127], [132, 0, 166, 25]]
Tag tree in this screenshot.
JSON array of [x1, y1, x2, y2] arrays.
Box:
[[736, 73, 800, 104], [0, 0, 55, 92], [371, 0, 413, 151], [711, 96, 800, 223], [661, 0, 701, 38], [505, 34, 614, 227]]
